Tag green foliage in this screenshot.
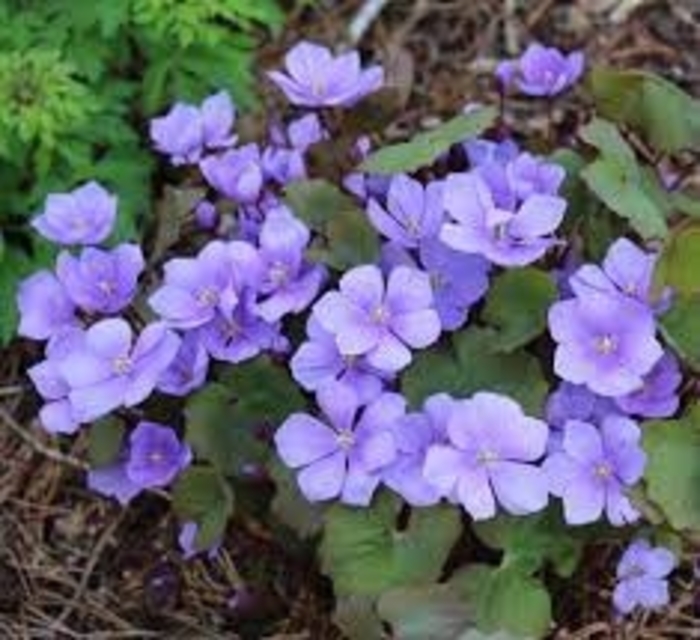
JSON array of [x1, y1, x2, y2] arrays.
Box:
[[643, 406, 700, 532], [172, 465, 234, 549], [284, 179, 380, 269], [0, 0, 282, 342], [359, 107, 497, 174], [402, 327, 548, 415], [88, 418, 126, 467], [321, 491, 460, 596], [654, 222, 700, 296], [659, 295, 700, 371], [588, 67, 700, 154], [482, 268, 557, 352]]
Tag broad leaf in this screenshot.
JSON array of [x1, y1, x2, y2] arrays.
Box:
[[359, 107, 497, 174], [482, 268, 557, 352], [659, 295, 700, 371], [654, 222, 700, 295], [88, 417, 125, 467], [172, 465, 234, 549], [643, 407, 700, 532], [333, 596, 384, 640], [269, 458, 325, 538], [321, 492, 460, 596], [402, 328, 548, 415], [579, 118, 636, 164]]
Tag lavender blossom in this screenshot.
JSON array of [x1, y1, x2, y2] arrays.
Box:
[[31, 181, 117, 245], [614, 352, 682, 418], [496, 43, 585, 97], [157, 332, 209, 396], [179, 521, 221, 560], [313, 265, 441, 373], [544, 416, 645, 525], [150, 91, 236, 165], [200, 144, 264, 203], [268, 41, 383, 108], [613, 539, 676, 615], [275, 384, 405, 505], [56, 244, 144, 315], [59, 319, 180, 422], [424, 392, 549, 520], [549, 290, 663, 397], [441, 172, 566, 267], [17, 271, 77, 340], [125, 421, 192, 488]]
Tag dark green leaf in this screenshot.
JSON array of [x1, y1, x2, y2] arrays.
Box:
[[654, 222, 700, 296], [321, 492, 460, 596], [269, 459, 325, 538], [482, 268, 557, 352], [402, 328, 548, 415], [643, 406, 700, 532], [88, 417, 125, 467], [333, 596, 384, 640], [172, 465, 234, 550], [359, 107, 497, 174]]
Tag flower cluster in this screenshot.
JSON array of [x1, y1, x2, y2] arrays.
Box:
[[15, 37, 686, 618]]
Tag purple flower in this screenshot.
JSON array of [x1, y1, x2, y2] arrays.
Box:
[[275, 384, 405, 505], [194, 200, 219, 230], [28, 328, 84, 434], [544, 416, 645, 525], [31, 181, 117, 245], [125, 421, 192, 488], [157, 332, 209, 396], [291, 315, 389, 404], [496, 43, 585, 97], [549, 290, 663, 397], [424, 392, 549, 520], [545, 382, 618, 430], [419, 238, 490, 331], [56, 244, 144, 315], [200, 144, 264, 203], [383, 393, 454, 506], [465, 138, 519, 168], [179, 521, 221, 560], [570, 238, 663, 310], [614, 352, 682, 418], [506, 152, 566, 201], [268, 41, 383, 108], [197, 296, 287, 364], [59, 319, 180, 422], [17, 271, 77, 340], [286, 114, 325, 150], [88, 459, 142, 506], [261, 146, 306, 186], [255, 206, 326, 322], [613, 540, 676, 615], [313, 265, 441, 373], [441, 172, 566, 267], [150, 91, 236, 165], [366, 175, 444, 248], [149, 240, 262, 329]]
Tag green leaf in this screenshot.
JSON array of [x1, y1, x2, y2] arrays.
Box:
[[482, 268, 557, 352], [588, 67, 700, 154], [219, 356, 306, 426], [284, 179, 379, 269], [359, 107, 497, 174], [581, 156, 667, 239], [0, 248, 30, 344], [268, 459, 325, 538], [454, 565, 551, 639], [87, 417, 125, 467], [333, 596, 384, 640], [579, 118, 636, 164], [643, 407, 700, 532], [659, 295, 700, 371], [473, 509, 584, 578], [321, 492, 460, 596], [172, 465, 234, 550], [377, 584, 475, 640], [654, 222, 700, 296], [402, 328, 548, 415]]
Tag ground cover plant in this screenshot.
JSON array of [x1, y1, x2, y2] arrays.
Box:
[[0, 0, 283, 344], [13, 28, 700, 639]]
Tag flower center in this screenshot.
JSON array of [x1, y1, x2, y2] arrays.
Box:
[[98, 279, 114, 294], [196, 287, 219, 307], [149, 450, 164, 464], [477, 448, 499, 465], [371, 304, 390, 326], [594, 334, 617, 355], [623, 281, 637, 295], [269, 261, 290, 286], [594, 462, 612, 480], [112, 355, 133, 375], [336, 429, 355, 450]]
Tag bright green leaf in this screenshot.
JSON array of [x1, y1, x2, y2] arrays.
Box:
[[359, 107, 497, 174], [321, 492, 460, 596], [643, 407, 700, 532], [654, 222, 700, 296], [579, 118, 636, 164], [483, 268, 557, 352]]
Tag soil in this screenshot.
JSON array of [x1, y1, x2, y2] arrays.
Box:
[[2, 1, 700, 638]]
